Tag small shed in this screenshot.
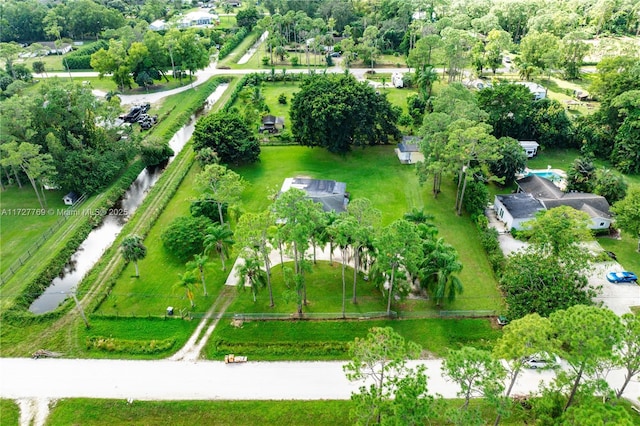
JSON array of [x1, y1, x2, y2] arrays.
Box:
[[63, 191, 80, 206], [395, 136, 425, 164], [519, 141, 539, 158]]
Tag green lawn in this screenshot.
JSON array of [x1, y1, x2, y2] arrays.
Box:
[[228, 261, 388, 314], [206, 317, 501, 360], [0, 186, 67, 274], [47, 399, 351, 426], [0, 399, 19, 425], [79, 317, 198, 359], [95, 164, 233, 317]]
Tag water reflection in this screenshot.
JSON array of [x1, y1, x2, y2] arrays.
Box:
[[28, 84, 228, 313]]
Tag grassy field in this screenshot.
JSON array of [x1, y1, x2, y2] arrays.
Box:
[[0, 399, 19, 425], [95, 164, 234, 317], [0, 186, 67, 273], [47, 399, 351, 426], [79, 317, 198, 359], [42, 397, 640, 426], [206, 317, 501, 360]]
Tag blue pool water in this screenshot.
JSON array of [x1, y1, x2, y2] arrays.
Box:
[[527, 170, 563, 181]]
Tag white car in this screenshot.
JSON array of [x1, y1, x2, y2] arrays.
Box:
[[524, 353, 556, 369]]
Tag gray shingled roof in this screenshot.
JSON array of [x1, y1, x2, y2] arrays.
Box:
[[516, 175, 564, 199], [517, 175, 611, 219], [280, 178, 349, 213], [496, 193, 546, 219]]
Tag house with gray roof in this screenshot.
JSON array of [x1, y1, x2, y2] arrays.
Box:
[[395, 136, 425, 164], [493, 175, 612, 231], [280, 177, 349, 213]]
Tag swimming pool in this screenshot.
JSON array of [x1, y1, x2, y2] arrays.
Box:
[[527, 170, 563, 181]]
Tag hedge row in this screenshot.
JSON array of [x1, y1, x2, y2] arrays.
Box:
[[65, 40, 108, 70], [222, 73, 263, 113], [211, 339, 349, 358], [476, 215, 505, 276], [87, 336, 175, 354], [218, 27, 249, 59]]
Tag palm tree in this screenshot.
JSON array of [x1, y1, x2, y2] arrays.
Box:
[[121, 234, 147, 277], [204, 224, 234, 271], [419, 238, 464, 306], [176, 270, 198, 308], [187, 254, 209, 296], [416, 64, 438, 100], [237, 254, 267, 302]]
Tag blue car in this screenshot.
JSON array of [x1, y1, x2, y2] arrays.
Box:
[[606, 271, 638, 284]]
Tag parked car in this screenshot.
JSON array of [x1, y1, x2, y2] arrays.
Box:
[[497, 316, 508, 326], [524, 353, 556, 369], [606, 271, 638, 284]]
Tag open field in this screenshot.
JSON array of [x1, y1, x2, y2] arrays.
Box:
[[0, 186, 67, 273], [206, 317, 501, 360]]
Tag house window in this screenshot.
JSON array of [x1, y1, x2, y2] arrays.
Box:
[[499, 209, 504, 218], [600, 222, 604, 226]]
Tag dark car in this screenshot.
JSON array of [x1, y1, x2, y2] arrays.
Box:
[[606, 271, 638, 284]]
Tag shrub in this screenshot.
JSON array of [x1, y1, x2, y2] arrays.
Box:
[[278, 93, 287, 104], [161, 216, 213, 261], [87, 336, 175, 354], [261, 56, 270, 66]]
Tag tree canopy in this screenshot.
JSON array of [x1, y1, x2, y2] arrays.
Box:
[[290, 74, 401, 154], [192, 111, 260, 165]]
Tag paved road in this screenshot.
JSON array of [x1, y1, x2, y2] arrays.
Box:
[[1, 357, 637, 401], [0, 358, 551, 400]]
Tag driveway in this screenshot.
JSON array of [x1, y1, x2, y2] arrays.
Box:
[[485, 208, 640, 315]]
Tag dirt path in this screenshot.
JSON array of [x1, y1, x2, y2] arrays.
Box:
[[17, 398, 50, 426], [169, 287, 235, 361]]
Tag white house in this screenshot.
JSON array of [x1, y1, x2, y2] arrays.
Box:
[[516, 82, 547, 100], [494, 175, 613, 231], [519, 141, 539, 158], [494, 193, 546, 230], [149, 20, 167, 31]]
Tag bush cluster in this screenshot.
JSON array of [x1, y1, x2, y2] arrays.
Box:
[[65, 40, 108, 69], [212, 338, 349, 358], [87, 336, 175, 354], [476, 215, 505, 275]]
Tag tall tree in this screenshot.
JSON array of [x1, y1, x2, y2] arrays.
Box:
[[290, 73, 401, 154], [186, 254, 209, 296], [347, 198, 381, 304], [611, 187, 640, 252], [121, 234, 147, 278], [373, 220, 421, 317], [273, 188, 325, 314], [442, 346, 506, 411], [549, 305, 623, 411], [0, 141, 56, 209], [192, 111, 260, 165], [419, 237, 464, 306], [525, 206, 593, 257], [445, 120, 499, 215], [328, 213, 356, 318], [237, 254, 267, 303], [203, 223, 234, 272], [493, 313, 555, 425], [615, 313, 640, 398], [566, 157, 596, 193], [235, 211, 275, 307], [343, 327, 422, 425], [195, 164, 245, 226]]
